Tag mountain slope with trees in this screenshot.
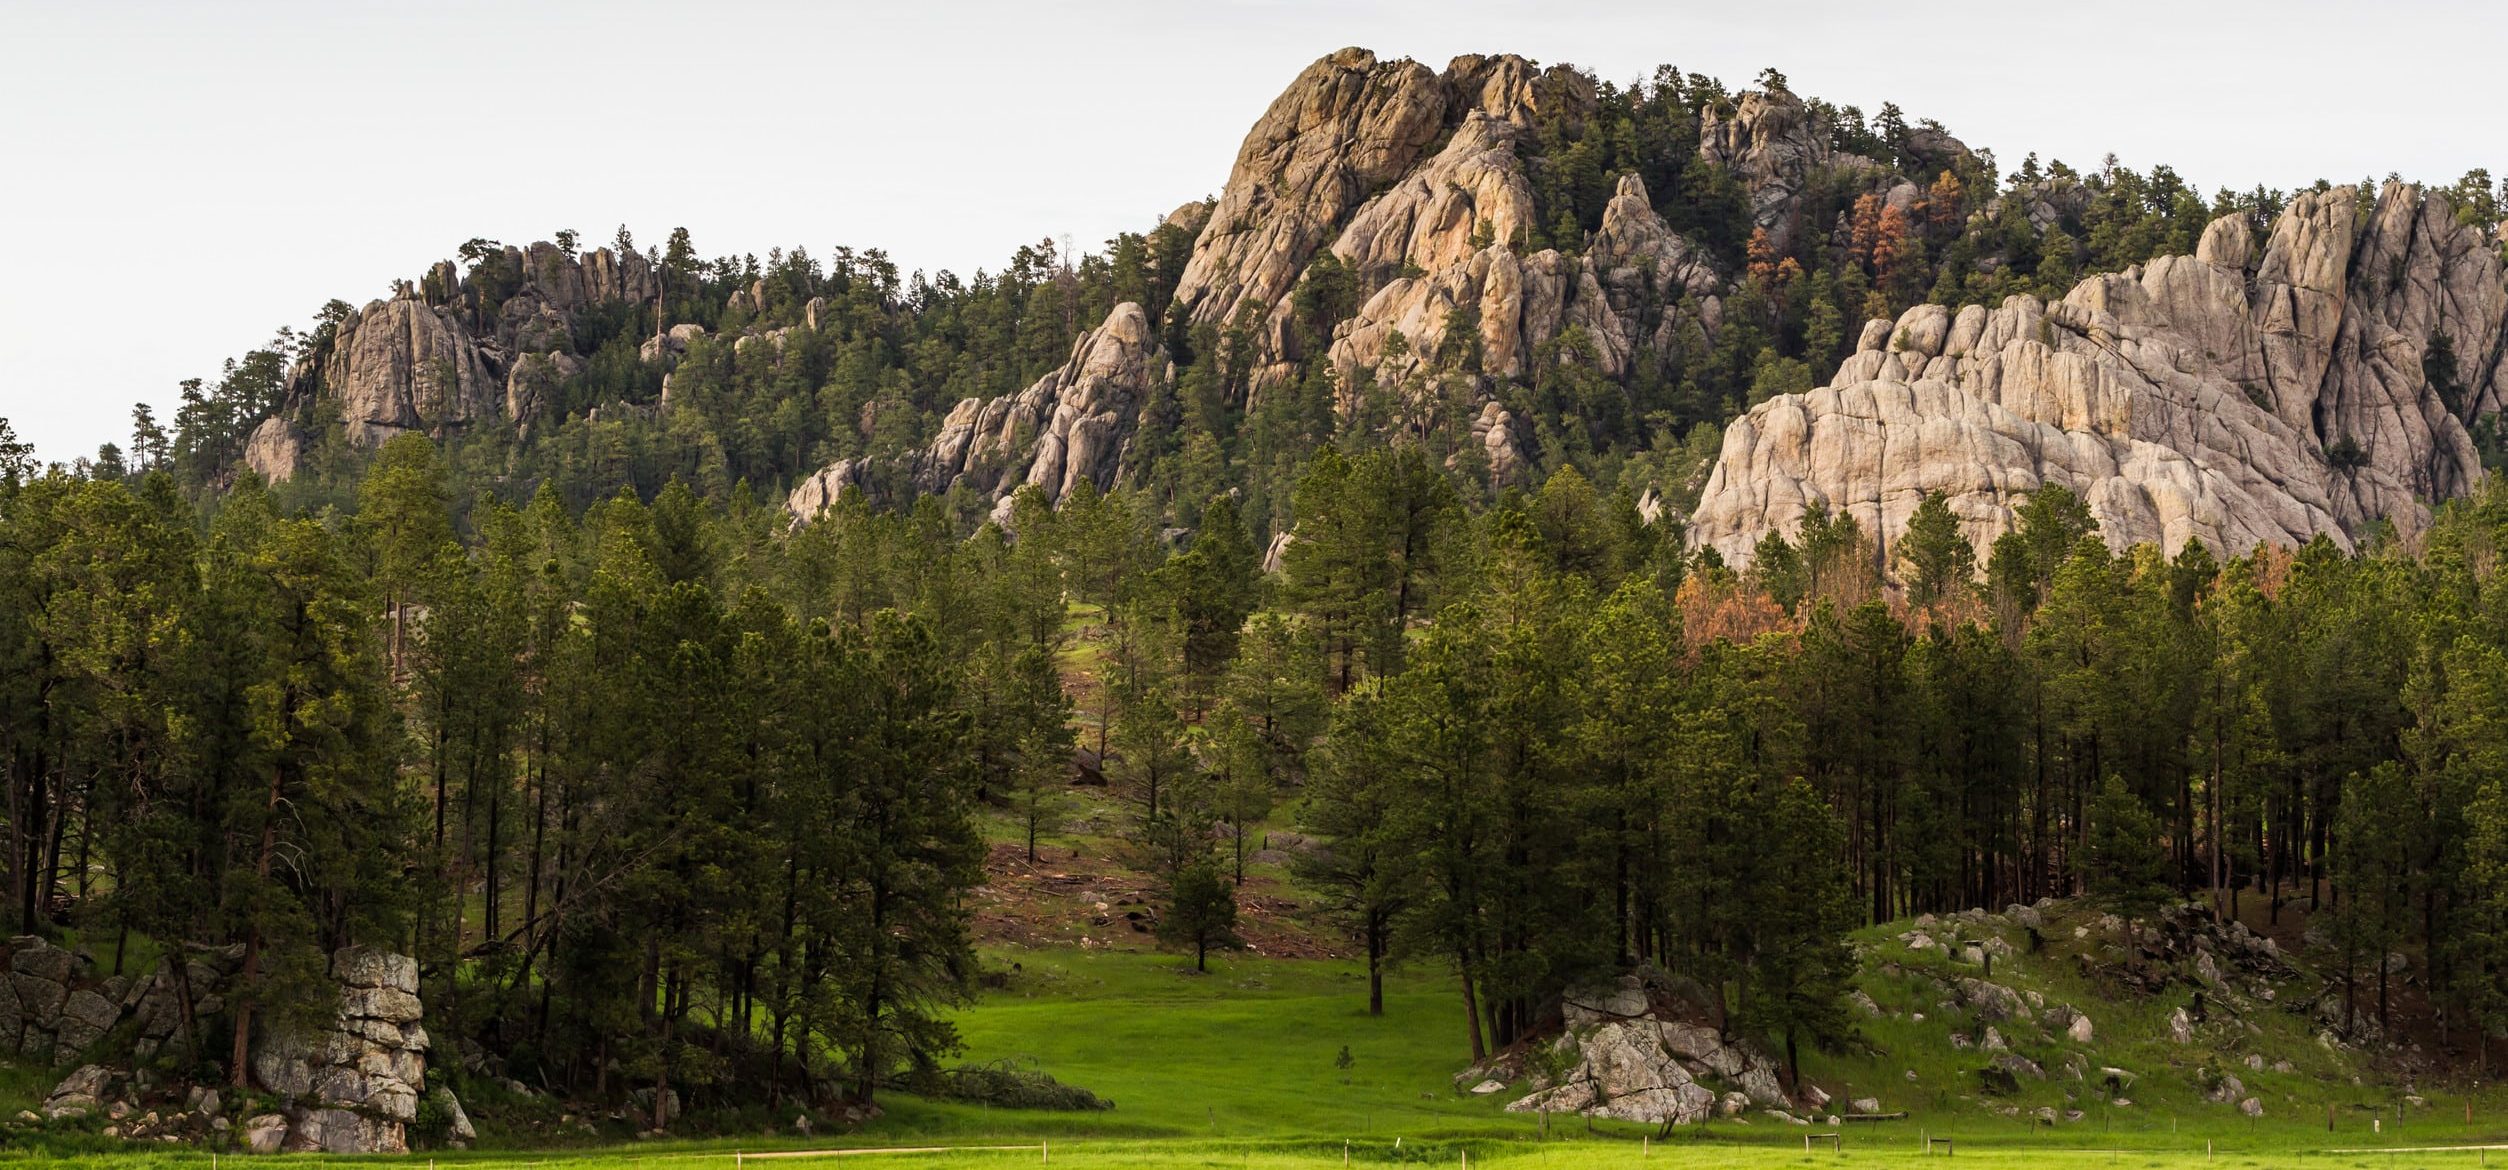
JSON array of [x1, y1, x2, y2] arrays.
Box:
[[8, 42, 2508, 1157], [125, 47, 2508, 565]]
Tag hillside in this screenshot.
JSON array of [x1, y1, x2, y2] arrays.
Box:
[[136, 48, 2508, 575], [14, 39, 2508, 1167]]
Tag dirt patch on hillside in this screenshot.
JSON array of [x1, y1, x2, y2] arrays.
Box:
[[972, 841, 1342, 960]]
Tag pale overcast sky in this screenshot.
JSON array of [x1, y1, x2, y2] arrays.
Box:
[[3, 0, 2499, 461]]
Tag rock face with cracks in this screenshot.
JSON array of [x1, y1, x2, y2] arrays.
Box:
[[785, 302, 1167, 522], [252, 946, 431, 1154], [257, 243, 664, 456], [1690, 182, 2508, 568], [16, 938, 437, 1154]]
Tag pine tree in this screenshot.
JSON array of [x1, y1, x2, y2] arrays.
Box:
[[835, 612, 983, 1102], [2085, 776, 2171, 953], [1898, 491, 1975, 606], [1159, 861, 1242, 972], [1740, 779, 1859, 1087]]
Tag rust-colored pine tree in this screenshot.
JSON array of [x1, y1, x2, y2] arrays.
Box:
[[1847, 193, 1886, 267]]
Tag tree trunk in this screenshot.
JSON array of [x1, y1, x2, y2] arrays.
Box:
[[233, 760, 284, 1088], [1366, 918, 1385, 1016]]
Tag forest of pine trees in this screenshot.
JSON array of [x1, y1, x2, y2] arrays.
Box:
[[12, 58, 2508, 1112], [13, 406, 2508, 1096]]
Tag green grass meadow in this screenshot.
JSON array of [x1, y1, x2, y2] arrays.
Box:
[[15, 942, 2508, 1168]]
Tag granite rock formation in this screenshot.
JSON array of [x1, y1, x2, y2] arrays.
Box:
[[269, 244, 665, 452], [242, 415, 307, 483], [786, 303, 1165, 522], [315, 297, 500, 447], [250, 946, 430, 1154], [1473, 975, 1812, 1126], [3, 934, 435, 1154], [1169, 47, 1452, 348], [1689, 183, 2507, 567]]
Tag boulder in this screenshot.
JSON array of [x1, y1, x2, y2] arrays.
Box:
[[54, 988, 120, 1054], [12, 937, 78, 985], [244, 1112, 290, 1154], [430, 1085, 477, 1144], [287, 1105, 407, 1155], [1737, 1062, 1787, 1107], [12, 970, 66, 1024], [334, 946, 419, 994], [640, 322, 708, 367], [1560, 976, 1648, 1028], [42, 1063, 112, 1119], [1993, 1053, 2045, 1080], [1505, 988, 1748, 1126], [1958, 978, 2033, 1023], [341, 984, 424, 1024]]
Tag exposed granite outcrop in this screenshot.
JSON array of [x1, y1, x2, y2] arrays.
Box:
[[1169, 47, 1451, 341], [1689, 184, 2506, 567], [787, 302, 1166, 521], [241, 416, 306, 483], [1471, 975, 1814, 1126], [5, 934, 433, 1155]]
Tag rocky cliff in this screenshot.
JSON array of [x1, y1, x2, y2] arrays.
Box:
[[249, 244, 665, 478], [787, 302, 1168, 525], [3, 935, 438, 1154], [1175, 50, 1732, 446], [222, 46, 2495, 558], [1690, 182, 2507, 567], [785, 49, 1852, 519]]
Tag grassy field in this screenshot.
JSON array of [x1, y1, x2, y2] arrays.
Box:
[[14, 944, 2508, 1167], [15, 1131, 2508, 1167]]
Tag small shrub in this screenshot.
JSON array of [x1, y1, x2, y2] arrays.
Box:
[[931, 1057, 1114, 1112]]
